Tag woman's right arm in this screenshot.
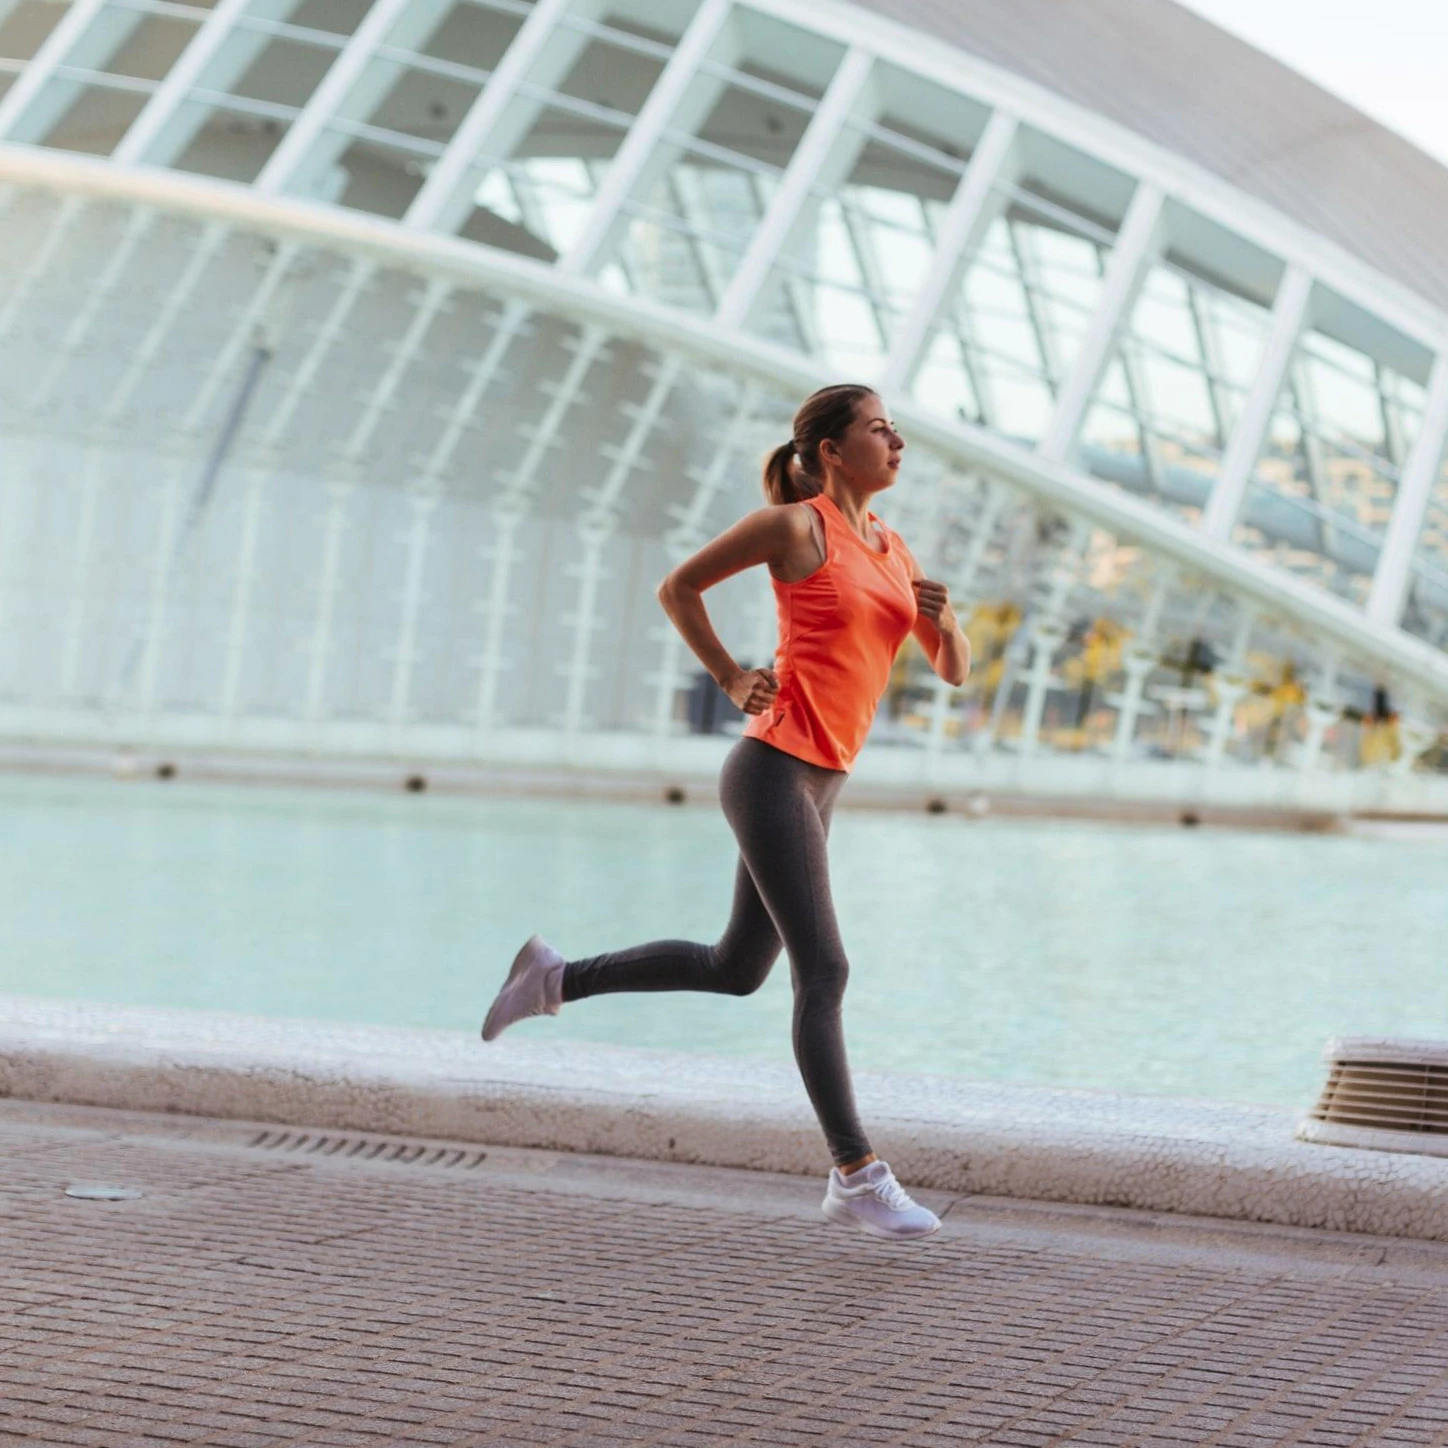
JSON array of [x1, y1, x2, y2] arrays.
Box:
[[657, 505, 806, 715]]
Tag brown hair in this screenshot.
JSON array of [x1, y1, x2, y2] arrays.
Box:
[[761, 383, 876, 506]]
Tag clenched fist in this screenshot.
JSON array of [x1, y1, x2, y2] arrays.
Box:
[[911, 577, 953, 626], [723, 667, 780, 716]]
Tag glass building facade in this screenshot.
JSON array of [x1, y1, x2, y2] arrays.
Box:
[[1, 0, 1446, 804]]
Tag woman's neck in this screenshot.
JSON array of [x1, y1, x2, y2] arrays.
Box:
[[821, 481, 875, 541]]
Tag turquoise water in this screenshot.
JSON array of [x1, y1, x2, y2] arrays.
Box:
[[1, 773, 1444, 1108]]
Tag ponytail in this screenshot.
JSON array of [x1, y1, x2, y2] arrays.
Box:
[[760, 383, 875, 506], [761, 441, 819, 506]]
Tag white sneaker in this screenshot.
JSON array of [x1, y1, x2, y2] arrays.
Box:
[[821, 1160, 941, 1241], [481, 934, 565, 1042]]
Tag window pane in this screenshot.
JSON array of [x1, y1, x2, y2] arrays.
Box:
[[0, 0, 72, 63]]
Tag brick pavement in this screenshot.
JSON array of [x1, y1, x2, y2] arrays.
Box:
[[4, 1101, 1448, 1448]]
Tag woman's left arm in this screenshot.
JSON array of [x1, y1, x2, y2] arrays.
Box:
[[907, 554, 971, 687]]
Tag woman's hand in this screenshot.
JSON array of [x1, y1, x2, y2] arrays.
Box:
[[722, 667, 780, 716], [911, 577, 954, 626]]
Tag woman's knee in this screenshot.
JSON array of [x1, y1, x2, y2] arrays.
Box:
[[794, 955, 849, 1011], [712, 940, 779, 996]]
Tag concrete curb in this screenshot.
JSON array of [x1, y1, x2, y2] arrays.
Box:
[[3, 995, 1447, 1241]]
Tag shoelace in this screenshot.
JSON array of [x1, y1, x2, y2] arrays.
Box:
[[869, 1173, 915, 1212]]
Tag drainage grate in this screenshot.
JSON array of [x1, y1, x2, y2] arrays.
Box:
[[1298, 1037, 1448, 1158], [247, 1130, 488, 1170]]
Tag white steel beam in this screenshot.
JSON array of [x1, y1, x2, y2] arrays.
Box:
[[303, 277, 453, 722], [255, 0, 417, 195], [114, 0, 296, 168], [132, 243, 304, 713], [0, 0, 107, 140], [4, 148, 1448, 704], [1038, 182, 1166, 463], [30, 206, 153, 411], [558, 0, 734, 277], [713, 46, 874, 332], [474, 325, 610, 733], [560, 356, 682, 733], [0, 194, 84, 342], [220, 258, 377, 717], [1367, 356, 1448, 626], [61, 220, 231, 699], [386, 300, 531, 728], [879, 114, 1020, 399], [404, 0, 578, 234], [1201, 265, 1313, 541], [649, 381, 760, 735]]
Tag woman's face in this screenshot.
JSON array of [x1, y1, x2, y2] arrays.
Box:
[[822, 393, 905, 494]]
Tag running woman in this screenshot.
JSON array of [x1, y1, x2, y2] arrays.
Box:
[[481, 385, 971, 1241]]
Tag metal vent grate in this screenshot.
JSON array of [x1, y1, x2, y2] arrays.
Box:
[[1297, 1037, 1448, 1158], [248, 1130, 488, 1170]]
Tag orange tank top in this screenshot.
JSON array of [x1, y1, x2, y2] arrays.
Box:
[[742, 492, 918, 772]]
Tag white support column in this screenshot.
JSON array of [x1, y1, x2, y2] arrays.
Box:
[[713, 46, 875, 332], [0, 0, 106, 139], [1018, 523, 1085, 756], [1202, 604, 1254, 767], [649, 382, 760, 736], [30, 206, 153, 411], [474, 325, 610, 733], [953, 479, 1006, 599], [560, 356, 681, 734], [255, 0, 417, 195], [1017, 621, 1065, 757], [103, 223, 229, 425], [558, 0, 734, 276], [1038, 183, 1166, 464], [386, 300, 531, 729], [883, 112, 1020, 408], [303, 277, 453, 722], [882, 108, 1019, 392], [1367, 356, 1448, 625], [1107, 568, 1173, 761], [131, 243, 304, 714], [114, 0, 291, 167], [62, 221, 230, 700], [404, 0, 577, 233], [0, 194, 83, 342], [1201, 265, 1313, 541], [220, 259, 376, 717]]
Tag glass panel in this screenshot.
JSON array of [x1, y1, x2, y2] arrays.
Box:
[[609, 155, 775, 312], [1234, 328, 1425, 605], [913, 208, 1107, 445], [748, 129, 964, 369], [83, 10, 200, 81], [282, 0, 374, 38], [0, 0, 72, 63], [350, 59, 486, 148], [1080, 264, 1272, 522], [408, 8, 685, 246], [215, 32, 338, 109], [461, 102, 630, 260], [39, 81, 148, 153], [405, 1, 528, 70], [1404, 456, 1448, 647], [326, 133, 434, 219], [168, 97, 292, 182]]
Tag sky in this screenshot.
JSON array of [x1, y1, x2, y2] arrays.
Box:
[[1172, 0, 1448, 169]]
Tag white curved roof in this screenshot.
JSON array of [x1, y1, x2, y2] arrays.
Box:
[[867, 0, 1448, 315]]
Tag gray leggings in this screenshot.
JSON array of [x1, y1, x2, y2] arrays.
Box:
[[561, 737, 871, 1166]]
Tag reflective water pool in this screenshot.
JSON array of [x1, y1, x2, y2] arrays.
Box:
[[1, 773, 1443, 1108]]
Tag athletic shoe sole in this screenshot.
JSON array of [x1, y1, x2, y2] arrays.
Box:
[[821, 1195, 942, 1241], [481, 934, 547, 1042]]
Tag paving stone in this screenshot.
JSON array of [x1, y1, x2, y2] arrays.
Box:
[[6, 1102, 1448, 1448]]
